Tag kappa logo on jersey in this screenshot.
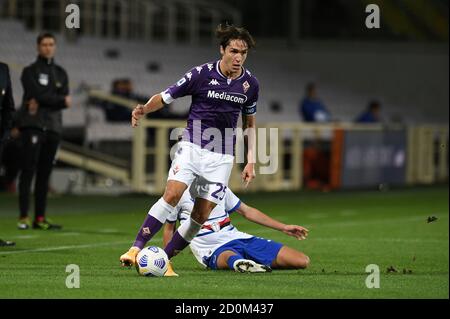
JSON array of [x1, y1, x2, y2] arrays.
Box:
[[209, 79, 220, 86], [186, 72, 193, 81], [207, 90, 248, 104], [243, 81, 250, 93], [196, 66, 203, 74], [207, 63, 213, 71]]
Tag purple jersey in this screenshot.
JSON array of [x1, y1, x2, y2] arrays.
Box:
[[161, 60, 259, 155]]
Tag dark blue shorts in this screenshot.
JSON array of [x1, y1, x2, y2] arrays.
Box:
[[206, 237, 283, 270]]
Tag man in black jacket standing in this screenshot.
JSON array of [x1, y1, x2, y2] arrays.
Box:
[[0, 62, 16, 246], [16, 32, 71, 230]]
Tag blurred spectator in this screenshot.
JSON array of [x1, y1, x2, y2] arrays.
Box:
[[299, 83, 331, 190], [0, 62, 14, 152], [102, 78, 187, 122], [0, 61, 16, 246], [303, 139, 331, 192], [299, 83, 331, 122], [355, 100, 381, 123], [0, 62, 19, 194], [101, 78, 140, 122], [0, 128, 21, 193], [269, 100, 282, 113]]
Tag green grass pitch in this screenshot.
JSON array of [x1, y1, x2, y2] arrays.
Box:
[[0, 186, 448, 299]]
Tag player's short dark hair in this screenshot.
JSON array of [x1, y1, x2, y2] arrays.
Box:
[[37, 32, 56, 45], [369, 100, 381, 110], [306, 82, 316, 93], [216, 24, 256, 50]]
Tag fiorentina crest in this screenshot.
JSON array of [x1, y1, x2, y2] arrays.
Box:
[[243, 81, 250, 93]]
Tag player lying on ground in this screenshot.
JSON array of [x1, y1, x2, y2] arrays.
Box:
[[162, 187, 310, 275], [120, 24, 259, 267]]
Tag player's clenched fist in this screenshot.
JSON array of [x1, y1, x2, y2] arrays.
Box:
[[131, 104, 145, 127]]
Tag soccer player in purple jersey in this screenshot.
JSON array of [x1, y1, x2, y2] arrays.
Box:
[[120, 25, 259, 271]]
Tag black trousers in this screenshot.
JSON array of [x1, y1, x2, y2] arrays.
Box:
[[0, 138, 21, 186], [0, 139, 4, 163], [18, 128, 60, 219]]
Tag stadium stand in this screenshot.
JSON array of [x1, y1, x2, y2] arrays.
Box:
[[1, 19, 448, 134], [0, 3, 447, 194]]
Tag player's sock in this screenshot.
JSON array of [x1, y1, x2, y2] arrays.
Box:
[[133, 198, 175, 249], [36, 216, 45, 223], [163, 231, 188, 259], [227, 254, 244, 270], [164, 217, 202, 258], [133, 215, 162, 249]]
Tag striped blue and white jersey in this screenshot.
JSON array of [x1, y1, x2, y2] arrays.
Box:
[[167, 188, 253, 266]]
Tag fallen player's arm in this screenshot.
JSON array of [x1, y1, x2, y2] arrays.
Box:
[[235, 202, 309, 240], [163, 222, 177, 247]]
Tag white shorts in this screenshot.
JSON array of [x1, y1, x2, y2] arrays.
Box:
[[167, 142, 234, 204]]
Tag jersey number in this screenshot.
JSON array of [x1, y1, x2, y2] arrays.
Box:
[[211, 183, 227, 200]]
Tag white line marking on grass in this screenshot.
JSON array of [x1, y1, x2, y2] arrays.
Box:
[[316, 216, 427, 227], [0, 239, 162, 255], [239, 215, 430, 234], [308, 213, 328, 219], [54, 232, 81, 236], [310, 237, 448, 244], [236, 227, 448, 243], [339, 210, 357, 216], [9, 235, 39, 239], [97, 229, 119, 233]]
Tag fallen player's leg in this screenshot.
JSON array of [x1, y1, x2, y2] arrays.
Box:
[[216, 250, 271, 273], [271, 246, 310, 269], [233, 259, 272, 273], [206, 238, 309, 272]]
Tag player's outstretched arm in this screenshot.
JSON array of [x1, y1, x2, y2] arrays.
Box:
[[241, 114, 256, 187], [131, 93, 166, 127], [236, 202, 309, 240]]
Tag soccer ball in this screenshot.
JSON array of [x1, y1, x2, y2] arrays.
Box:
[[135, 246, 169, 277]]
